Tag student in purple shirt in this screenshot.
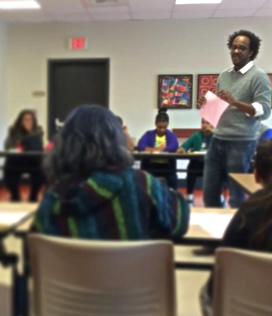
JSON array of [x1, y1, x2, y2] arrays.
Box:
[[138, 109, 179, 189]]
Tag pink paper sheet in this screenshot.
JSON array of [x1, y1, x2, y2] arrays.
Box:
[[199, 91, 229, 127]]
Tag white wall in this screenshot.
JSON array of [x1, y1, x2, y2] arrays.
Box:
[[5, 17, 272, 145], [0, 21, 7, 148]]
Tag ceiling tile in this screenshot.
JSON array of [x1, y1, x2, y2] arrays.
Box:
[[45, 5, 86, 13], [213, 8, 257, 18], [0, 0, 269, 23], [50, 11, 91, 20], [132, 11, 171, 20], [40, 0, 80, 6], [173, 10, 213, 19], [40, 0, 85, 12], [92, 11, 130, 20], [264, 0, 272, 8], [254, 8, 272, 16], [130, 0, 174, 12], [83, 0, 129, 6], [54, 15, 92, 22], [217, 0, 267, 9], [88, 5, 130, 20], [0, 10, 51, 22], [87, 5, 129, 13], [174, 3, 218, 11]]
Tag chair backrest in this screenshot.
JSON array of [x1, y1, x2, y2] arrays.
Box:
[[28, 235, 176, 316], [213, 248, 272, 316]]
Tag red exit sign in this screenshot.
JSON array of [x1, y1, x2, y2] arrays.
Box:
[[69, 37, 88, 50]]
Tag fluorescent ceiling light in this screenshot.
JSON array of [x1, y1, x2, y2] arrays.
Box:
[[176, 0, 222, 4], [0, 1, 40, 9]]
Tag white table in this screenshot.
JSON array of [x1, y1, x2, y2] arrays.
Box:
[[229, 173, 262, 195], [0, 203, 38, 235]]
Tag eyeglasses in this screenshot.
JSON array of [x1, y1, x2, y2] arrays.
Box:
[[230, 45, 249, 52]]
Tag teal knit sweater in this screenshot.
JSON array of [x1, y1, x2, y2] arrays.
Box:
[[181, 132, 213, 152]]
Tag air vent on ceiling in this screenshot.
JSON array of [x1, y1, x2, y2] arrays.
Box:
[[86, 0, 128, 6]]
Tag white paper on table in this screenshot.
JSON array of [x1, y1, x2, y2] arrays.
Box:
[[192, 151, 207, 154], [190, 213, 233, 238], [199, 91, 229, 127], [0, 212, 29, 226]]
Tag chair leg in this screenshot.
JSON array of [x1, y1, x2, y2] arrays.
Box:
[[10, 236, 29, 316]]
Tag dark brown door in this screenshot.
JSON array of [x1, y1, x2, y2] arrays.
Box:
[[48, 58, 110, 137]]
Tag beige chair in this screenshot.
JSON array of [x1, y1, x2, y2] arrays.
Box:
[[28, 235, 176, 316], [213, 248, 272, 316]]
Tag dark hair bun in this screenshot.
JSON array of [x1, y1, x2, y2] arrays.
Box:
[[158, 108, 167, 114], [156, 108, 169, 124]]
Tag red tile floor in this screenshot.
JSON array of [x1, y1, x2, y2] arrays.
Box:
[[0, 185, 44, 202], [178, 188, 230, 208]]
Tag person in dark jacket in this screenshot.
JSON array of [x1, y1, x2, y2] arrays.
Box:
[[31, 104, 190, 240], [137, 109, 179, 189], [4, 110, 44, 201], [200, 139, 272, 316], [177, 119, 213, 204]]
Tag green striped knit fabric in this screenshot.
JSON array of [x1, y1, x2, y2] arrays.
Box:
[[31, 168, 190, 240]]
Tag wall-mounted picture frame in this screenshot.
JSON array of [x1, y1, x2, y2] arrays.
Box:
[[158, 74, 193, 109], [197, 74, 219, 109]]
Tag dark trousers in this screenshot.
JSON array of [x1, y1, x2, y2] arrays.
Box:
[[5, 170, 44, 202], [187, 160, 204, 195], [141, 159, 177, 190], [4, 156, 44, 202], [203, 138, 256, 208]]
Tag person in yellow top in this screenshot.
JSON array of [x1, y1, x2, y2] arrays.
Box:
[[137, 109, 179, 189]]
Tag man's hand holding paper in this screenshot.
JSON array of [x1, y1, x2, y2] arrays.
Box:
[[199, 91, 229, 127]]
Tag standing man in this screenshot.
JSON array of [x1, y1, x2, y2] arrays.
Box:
[[199, 30, 271, 208]]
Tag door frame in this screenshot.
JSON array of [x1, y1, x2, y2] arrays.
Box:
[[47, 58, 110, 138]]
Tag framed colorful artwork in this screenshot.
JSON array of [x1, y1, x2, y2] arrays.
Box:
[[197, 74, 219, 109], [158, 74, 193, 109]]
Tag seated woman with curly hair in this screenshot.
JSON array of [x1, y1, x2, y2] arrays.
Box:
[[31, 104, 190, 240], [4, 109, 44, 201]]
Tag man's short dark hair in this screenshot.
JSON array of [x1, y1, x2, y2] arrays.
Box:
[[227, 30, 261, 60]]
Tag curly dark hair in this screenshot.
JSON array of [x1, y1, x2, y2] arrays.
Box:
[[10, 109, 38, 136], [44, 104, 133, 184], [227, 30, 261, 60]]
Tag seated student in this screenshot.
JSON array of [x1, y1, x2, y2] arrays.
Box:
[[248, 124, 272, 172], [137, 109, 179, 189], [116, 116, 135, 152], [177, 119, 213, 204], [200, 139, 272, 316], [258, 126, 272, 145], [4, 110, 44, 202], [30, 105, 189, 240]]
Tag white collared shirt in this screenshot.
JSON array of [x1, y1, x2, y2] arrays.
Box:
[[228, 61, 263, 117]]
